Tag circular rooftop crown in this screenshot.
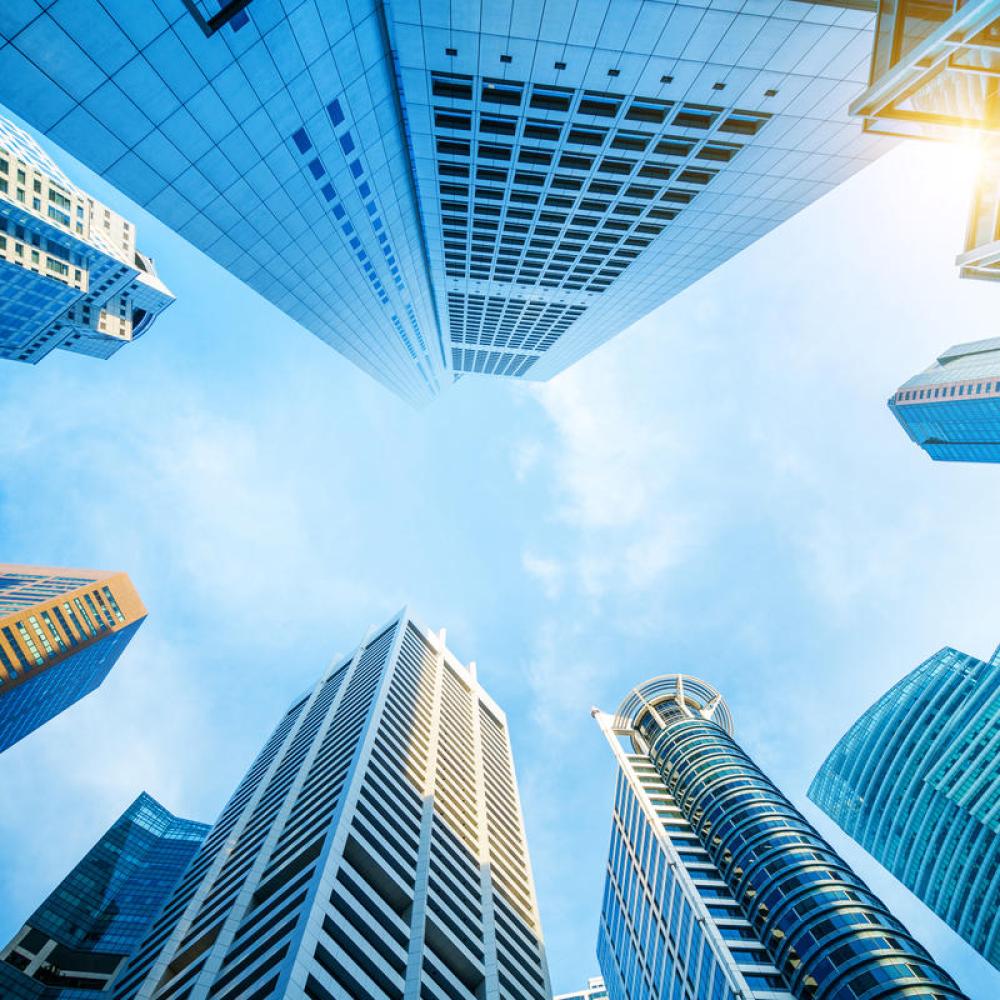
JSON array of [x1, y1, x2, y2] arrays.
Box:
[[614, 674, 734, 736]]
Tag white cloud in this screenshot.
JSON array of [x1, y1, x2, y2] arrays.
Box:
[[511, 439, 542, 481], [531, 361, 678, 529], [0, 630, 216, 931], [515, 347, 701, 619], [0, 376, 378, 638], [521, 551, 564, 599], [524, 619, 603, 741]]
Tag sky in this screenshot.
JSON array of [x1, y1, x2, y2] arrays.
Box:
[[0, 113, 998, 999]]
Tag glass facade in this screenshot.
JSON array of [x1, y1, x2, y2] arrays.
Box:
[[595, 675, 968, 1000], [0, 1, 892, 400], [108, 610, 550, 1000], [0, 792, 208, 998], [809, 644, 1000, 972], [888, 337, 1000, 462], [0, 565, 148, 752], [0, 114, 174, 364]]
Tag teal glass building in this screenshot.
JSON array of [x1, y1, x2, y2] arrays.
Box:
[[0, 792, 208, 997], [595, 675, 968, 1000], [889, 338, 1000, 462], [809, 644, 1000, 972], [0, 1, 892, 402]]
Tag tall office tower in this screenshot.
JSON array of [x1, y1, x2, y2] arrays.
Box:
[[0, 115, 173, 364], [810, 644, 1000, 972], [556, 975, 608, 1000], [0, 792, 209, 998], [593, 675, 968, 1000], [888, 337, 1000, 462], [0, 564, 147, 752], [109, 610, 551, 1000], [0, 2, 892, 402], [846, 0, 1000, 279]]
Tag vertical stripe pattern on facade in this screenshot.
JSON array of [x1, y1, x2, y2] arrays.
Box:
[[111, 610, 550, 1000]]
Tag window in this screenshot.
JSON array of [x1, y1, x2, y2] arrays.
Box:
[[698, 141, 741, 162], [46, 258, 69, 276], [432, 75, 473, 101], [612, 131, 649, 151], [481, 115, 516, 136], [599, 157, 635, 175], [530, 86, 572, 112], [656, 137, 695, 157], [55, 193, 77, 211], [560, 153, 593, 170], [524, 122, 561, 142], [579, 95, 620, 117], [719, 110, 770, 135], [482, 79, 523, 106], [638, 164, 672, 181], [626, 98, 672, 123], [568, 127, 606, 146]]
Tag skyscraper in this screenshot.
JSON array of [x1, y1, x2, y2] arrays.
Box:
[[556, 975, 609, 1000], [0, 792, 208, 998], [109, 610, 551, 1000], [888, 337, 1000, 462], [0, 1, 892, 401], [0, 564, 147, 752], [0, 115, 173, 364], [594, 674, 968, 1000], [809, 643, 1000, 972], [846, 0, 1000, 280]]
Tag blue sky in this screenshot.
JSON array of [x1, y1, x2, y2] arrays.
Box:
[[0, 115, 998, 998]]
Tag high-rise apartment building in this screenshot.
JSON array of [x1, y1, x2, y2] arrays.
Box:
[[0, 1, 892, 401], [593, 674, 968, 1000], [556, 974, 609, 1000], [888, 337, 1000, 462], [0, 792, 208, 998], [109, 610, 551, 1000], [0, 115, 173, 364], [0, 564, 147, 752], [809, 643, 1000, 972]]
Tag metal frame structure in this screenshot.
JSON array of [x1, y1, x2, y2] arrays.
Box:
[[850, 0, 1000, 140]]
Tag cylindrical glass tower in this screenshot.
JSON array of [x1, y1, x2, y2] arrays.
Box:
[[601, 675, 968, 1000]]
